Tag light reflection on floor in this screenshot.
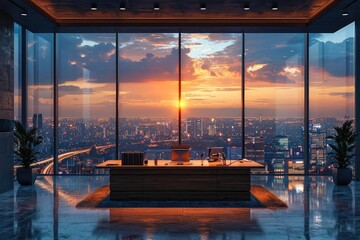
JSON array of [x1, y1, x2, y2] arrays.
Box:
[[0, 175, 359, 239]]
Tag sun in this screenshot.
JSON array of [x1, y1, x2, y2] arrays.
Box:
[[178, 99, 186, 108]]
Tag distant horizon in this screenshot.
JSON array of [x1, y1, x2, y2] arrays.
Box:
[[27, 116, 355, 120]]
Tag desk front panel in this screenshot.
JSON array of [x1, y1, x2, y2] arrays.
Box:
[[110, 166, 252, 200]]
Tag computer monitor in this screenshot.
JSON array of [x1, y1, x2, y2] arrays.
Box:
[[208, 147, 224, 162]]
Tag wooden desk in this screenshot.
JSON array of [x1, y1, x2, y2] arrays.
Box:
[[97, 160, 263, 201]]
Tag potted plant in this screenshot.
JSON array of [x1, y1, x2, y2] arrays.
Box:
[[327, 120, 356, 185], [14, 121, 43, 186]]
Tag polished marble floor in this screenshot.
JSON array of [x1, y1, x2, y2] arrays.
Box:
[[1, 175, 360, 239]]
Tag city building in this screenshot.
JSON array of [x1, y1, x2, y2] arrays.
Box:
[[1, 0, 360, 239], [208, 118, 217, 136], [245, 136, 265, 163], [32, 113, 42, 129], [310, 130, 327, 173], [275, 135, 290, 158], [186, 118, 205, 138]]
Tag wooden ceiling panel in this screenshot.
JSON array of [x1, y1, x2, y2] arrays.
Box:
[[22, 0, 338, 25]]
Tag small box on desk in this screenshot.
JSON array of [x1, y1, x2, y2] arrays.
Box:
[[121, 152, 144, 165], [171, 145, 190, 163]]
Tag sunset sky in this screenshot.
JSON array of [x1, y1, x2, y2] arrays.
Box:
[[22, 23, 355, 119]]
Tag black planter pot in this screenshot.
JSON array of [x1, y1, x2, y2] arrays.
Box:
[[0, 119, 13, 132], [16, 168, 37, 186], [332, 168, 352, 185]]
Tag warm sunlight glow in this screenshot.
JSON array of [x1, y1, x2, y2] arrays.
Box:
[[179, 99, 186, 109]]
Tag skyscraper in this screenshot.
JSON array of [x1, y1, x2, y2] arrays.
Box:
[[208, 118, 217, 136], [77, 123, 86, 138], [38, 114, 43, 129], [186, 118, 204, 138], [310, 130, 327, 173], [32, 113, 43, 129], [32, 114, 37, 128], [274, 135, 290, 159], [245, 136, 265, 163]]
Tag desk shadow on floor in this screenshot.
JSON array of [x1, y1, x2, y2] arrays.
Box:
[[76, 185, 287, 209]]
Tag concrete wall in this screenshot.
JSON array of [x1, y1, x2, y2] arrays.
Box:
[[0, 11, 14, 194], [0, 10, 14, 120], [0, 132, 13, 193]]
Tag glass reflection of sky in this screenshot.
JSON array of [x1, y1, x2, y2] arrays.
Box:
[[316, 22, 354, 43], [183, 34, 236, 58]]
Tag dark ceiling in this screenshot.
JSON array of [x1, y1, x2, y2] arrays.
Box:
[[0, 0, 359, 32], [27, 0, 334, 23]]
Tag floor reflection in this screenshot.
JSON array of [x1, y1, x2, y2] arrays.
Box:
[[0, 175, 360, 239], [53, 177, 59, 240], [332, 185, 355, 239], [304, 178, 310, 240], [14, 186, 40, 239], [95, 208, 262, 239]]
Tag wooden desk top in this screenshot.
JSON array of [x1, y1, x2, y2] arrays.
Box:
[[96, 159, 264, 168]]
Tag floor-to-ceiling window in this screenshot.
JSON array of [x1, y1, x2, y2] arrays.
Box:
[[57, 34, 116, 174], [245, 33, 305, 173], [309, 23, 355, 174], [15, 23, 355, 175], [181, 33, 242, 160], [14, 23, 22, 170], [26, 31, 54, 174], [14, 23, 22, 122], [118, 33, 179, 160]]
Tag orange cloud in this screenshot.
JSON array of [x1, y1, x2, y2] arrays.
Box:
[[283, 66, 301, 76], [105, 49, 116, 59], [247, 64, 267, 77], [60, 79, 107, 89]]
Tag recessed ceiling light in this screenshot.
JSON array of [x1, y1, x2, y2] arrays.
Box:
[[200, 3, 206, 11], [154, 3, 160, 11], [342, 10, 349, 16], [244, 3, 250, 11], [21, 11, 27, 16], [120, 3, 126, 11], [272, 3, 278, 11], [91, 3, 97, 11]]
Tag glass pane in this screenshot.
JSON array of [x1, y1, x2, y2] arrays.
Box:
[[13, 23, 22, 173], [57, 33, 116, 174], [26, 31, 54, 174], [14, 23, 22, 122], [118, 33, 179, 160], [181, 33, 242, 161], [309, 23, 355, 174], [245, 33, 305, 174]]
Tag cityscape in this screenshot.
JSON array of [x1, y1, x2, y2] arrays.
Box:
[[21, 114, 351, 175]]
